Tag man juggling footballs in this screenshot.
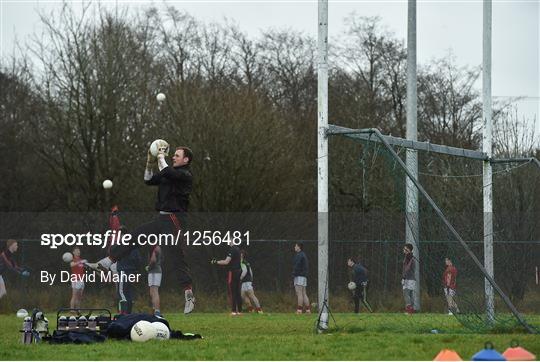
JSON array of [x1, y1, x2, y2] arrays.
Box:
[[88, 139, 196, 314]]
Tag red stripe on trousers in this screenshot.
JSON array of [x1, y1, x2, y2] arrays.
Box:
[[169, 214, 182, 232], [168, 213, 192, 291]]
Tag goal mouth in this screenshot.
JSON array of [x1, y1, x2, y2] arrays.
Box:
[[323, 125, 540, 334]]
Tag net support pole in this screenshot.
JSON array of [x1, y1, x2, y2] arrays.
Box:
[[483, 0, 495, 323], [405, 0, 420, 311], [317, 0, 329, 330]]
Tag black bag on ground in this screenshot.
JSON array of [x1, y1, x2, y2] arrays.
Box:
[[107, 313, 170, 339], [107, 313, 202, 340], [45, 330, 106, 344]]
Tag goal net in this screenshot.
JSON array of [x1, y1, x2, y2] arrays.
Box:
[[326, 126, 539, 334]]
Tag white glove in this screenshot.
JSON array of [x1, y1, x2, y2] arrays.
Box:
[[146, 150, 157, 170], [157, 154, 168, 171], [144, 169, 153, 181]]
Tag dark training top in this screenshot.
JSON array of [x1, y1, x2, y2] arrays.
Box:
[[293, 251, 308, 277], [241, 260, 253, 283], [227, 246, 241, 271], [117, 248, 143, 272], [145, 165, 193, 213], [0, 250, 23, 276], [352, 263, 368, 285]]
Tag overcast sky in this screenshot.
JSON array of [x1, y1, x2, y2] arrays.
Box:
[[1, 0, 539, 138]]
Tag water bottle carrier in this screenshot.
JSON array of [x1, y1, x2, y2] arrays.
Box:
[[55, 308, 112, 335]]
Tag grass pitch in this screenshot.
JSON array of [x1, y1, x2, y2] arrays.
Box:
[[0, 312, 539, 360]]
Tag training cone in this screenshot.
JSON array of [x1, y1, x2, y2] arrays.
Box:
[[502, 341, 536, 361], [433, 349, 463, 361], [472, 342, 506, 361]]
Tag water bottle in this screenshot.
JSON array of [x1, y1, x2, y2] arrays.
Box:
[[22, 317, 32, 344], [68, 316, 77, 330], [77, 316, 87, 330], [58, 316, 68, 331], [34, 317, 49, 341], [96, 315, 110, 331], [87, 316, 97, 331]]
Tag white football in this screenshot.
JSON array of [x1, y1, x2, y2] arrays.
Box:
[[149, 139, 168, 157], [102, 179, 113, 189], [130, 320, 156, 342], [156, 93, 166, 102], [152, 321, 170, 340], [62, 252, 73, 263], [347, 281, 357, 291]]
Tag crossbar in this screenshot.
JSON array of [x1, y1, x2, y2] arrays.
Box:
[[328, 125, 540, 171], [491, 157, 540, 169], [328, 125, 488, 160]]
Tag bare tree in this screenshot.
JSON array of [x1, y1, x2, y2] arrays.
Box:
[[158, 7, 202, 84], [417, 56, 482, 149], [492, 108, 539, 301], [494, 106, 538, 158], [259, 30, 317, 126], [27, 4, 162, 210], [0, 60, 55, 211]]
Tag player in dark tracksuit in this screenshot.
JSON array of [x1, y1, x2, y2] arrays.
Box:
[[292, 242, 310, 313], [117, 247, 143, 314], [90, 144, 196, 314], [0, 239, 30, 299], [347, 257, 373, 313], [212, 246, 243, 315]]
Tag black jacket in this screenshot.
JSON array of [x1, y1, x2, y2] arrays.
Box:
[[0, 250, 23, 276], [146, 165, 193, 212], [227, 246, 241, 271], [352, 263, 368, 285], [292, 251, 308, 277], [241, 260, 253, 283], [117, 248, 143, 272]]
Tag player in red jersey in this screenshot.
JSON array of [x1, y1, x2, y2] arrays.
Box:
[[442, 257, 459, 315], [70, 247, 87, 309]]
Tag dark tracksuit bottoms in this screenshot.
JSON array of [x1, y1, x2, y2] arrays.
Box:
[[117, 249, 142, 314], [227, 269, 242, 313]]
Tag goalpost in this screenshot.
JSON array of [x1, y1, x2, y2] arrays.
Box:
[[316, 0, 329, 331]]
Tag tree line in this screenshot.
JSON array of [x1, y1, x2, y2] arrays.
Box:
[[0, 4, 537, 217]]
